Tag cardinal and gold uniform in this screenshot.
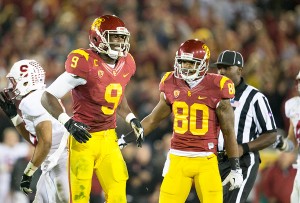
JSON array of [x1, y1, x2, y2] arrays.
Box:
[[158, 72, 235, 203], [65, 48, 135, 203]]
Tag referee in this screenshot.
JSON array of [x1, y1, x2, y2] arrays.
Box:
[[213, 50, 277, 203]]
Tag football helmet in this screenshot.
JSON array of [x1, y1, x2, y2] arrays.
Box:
[[296, 71, 300, 94], [89, 15, 130, 60], [6, 59, 45, 100], [174, 39, 210, 82]]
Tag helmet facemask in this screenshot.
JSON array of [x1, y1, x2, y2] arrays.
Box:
[[174, 52, 209, 83], [90, 27, 130, 60], [6, 60, 46, 100]]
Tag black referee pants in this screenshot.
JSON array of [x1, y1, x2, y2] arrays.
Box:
[[218, 151, 260, 203]]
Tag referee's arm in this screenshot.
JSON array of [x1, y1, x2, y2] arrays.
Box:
[[239, 95, 277, 155], [241, 131, 276, 155]]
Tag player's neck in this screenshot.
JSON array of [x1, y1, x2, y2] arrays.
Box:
[[99, 53, 118, 65]]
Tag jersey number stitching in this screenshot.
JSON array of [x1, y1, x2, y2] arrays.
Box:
[[102, 83, 123, 115], [173, 101, 209, 136]]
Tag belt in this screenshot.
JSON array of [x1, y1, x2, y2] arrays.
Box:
[[217, 151, 228, 162]]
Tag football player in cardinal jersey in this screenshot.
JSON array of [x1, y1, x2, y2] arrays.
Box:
[[274, 71, 300, 203], [120, 39, 242, 202], [0, 59, 69, 202], [41, 14, 143, 203]]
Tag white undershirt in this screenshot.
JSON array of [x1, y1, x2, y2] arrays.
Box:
[[46, 72, 86, 99]]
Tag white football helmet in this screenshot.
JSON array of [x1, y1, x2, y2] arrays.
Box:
[[6, 59, 45, 100]]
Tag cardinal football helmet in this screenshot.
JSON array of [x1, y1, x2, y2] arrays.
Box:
[[6, 59, 45, 100], [174, 39, 210, 82], [89, 15, 130, 60], [296, 71, 300, 94]]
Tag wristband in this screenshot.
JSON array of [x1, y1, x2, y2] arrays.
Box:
[[24, 162, 38, 176], [11, 115, 23, 126], [229, 157, 241, 170], [125, 113, 136, 123], [241, 143, 250, 154], [58, 113, 70, 125]]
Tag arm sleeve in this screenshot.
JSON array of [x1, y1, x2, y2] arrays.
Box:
[[46, 72, 86, 99], [218, 76, 235, 99]]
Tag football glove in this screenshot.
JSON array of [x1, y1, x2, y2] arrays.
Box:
[[20, 174, 33, 196], [64, 119, 91, 143], [118, 134, 127, 149], [273, 134, 284, 149], [0, 90, 17, 118], [129, 118, 144, 147], [222, 169, 243, 191]]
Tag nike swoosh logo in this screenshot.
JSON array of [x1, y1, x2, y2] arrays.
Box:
[[198, 96, 207, 100], [123, 73, 130, 77]]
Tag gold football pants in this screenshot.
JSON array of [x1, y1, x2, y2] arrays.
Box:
[[68, 129, 128, 203], [159, 153, 222, 203]]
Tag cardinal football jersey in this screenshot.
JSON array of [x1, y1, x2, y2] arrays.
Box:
[[159, 72, 235, 153], [65, 48, 136, 132]]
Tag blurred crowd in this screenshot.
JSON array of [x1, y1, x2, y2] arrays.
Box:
[[1, 0, 300, 202]]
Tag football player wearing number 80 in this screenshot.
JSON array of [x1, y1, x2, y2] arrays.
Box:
[[126, 39, 243, 203], [41, 14, 143, 203]]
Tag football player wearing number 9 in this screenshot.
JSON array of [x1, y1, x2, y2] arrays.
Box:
[[41, 15, 143, 203], [137, 39, 243, 203]]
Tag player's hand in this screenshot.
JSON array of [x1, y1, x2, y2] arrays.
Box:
[[130, 118, 144, 147], [222, 169, 243, 191], [273, 134, 284, 149], [0, 90, 17, 118], [64, 119, 91, 143], [20, 174, 33, 196], [118, 134, 127, 149]]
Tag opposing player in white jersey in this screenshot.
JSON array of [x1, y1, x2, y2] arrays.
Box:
[[274, 71, 300, 203], [0, 59, 79, 203]]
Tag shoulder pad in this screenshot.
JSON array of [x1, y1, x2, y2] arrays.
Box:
[[160, 72, 173, 84], [68, 49, 90, 61]]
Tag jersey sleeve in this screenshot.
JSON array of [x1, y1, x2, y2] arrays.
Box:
[[126, 53, 136, 76], [253, 93, 277, 133], [159, 72, 172, 93], [216, 75, 235, 99], [21, 96, 52, 127], [65, 49, 90, 80], [285, 98, 294, 119]]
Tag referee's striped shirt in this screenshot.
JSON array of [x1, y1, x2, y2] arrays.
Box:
[[218, 78, 277, 151]]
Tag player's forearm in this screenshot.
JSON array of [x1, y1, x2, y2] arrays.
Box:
[[31, 122, 52, 167], [117, 96, 134, 120], [41, 91, 65, 119], [31, 140, 51, 167], [246, 131, 276, 152], [141, 116, 160, 137]]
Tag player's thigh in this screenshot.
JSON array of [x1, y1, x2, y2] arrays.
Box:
[[194, 155, 222, 203], [69, 137, 94, 202], [159, 154, 193, 203], [95, 142, 128, 192], [69, 137, 94, 180]]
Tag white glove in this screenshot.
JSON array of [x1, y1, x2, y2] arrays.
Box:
[[118, 134, 127, 149], [222, 169, 243, 191]]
